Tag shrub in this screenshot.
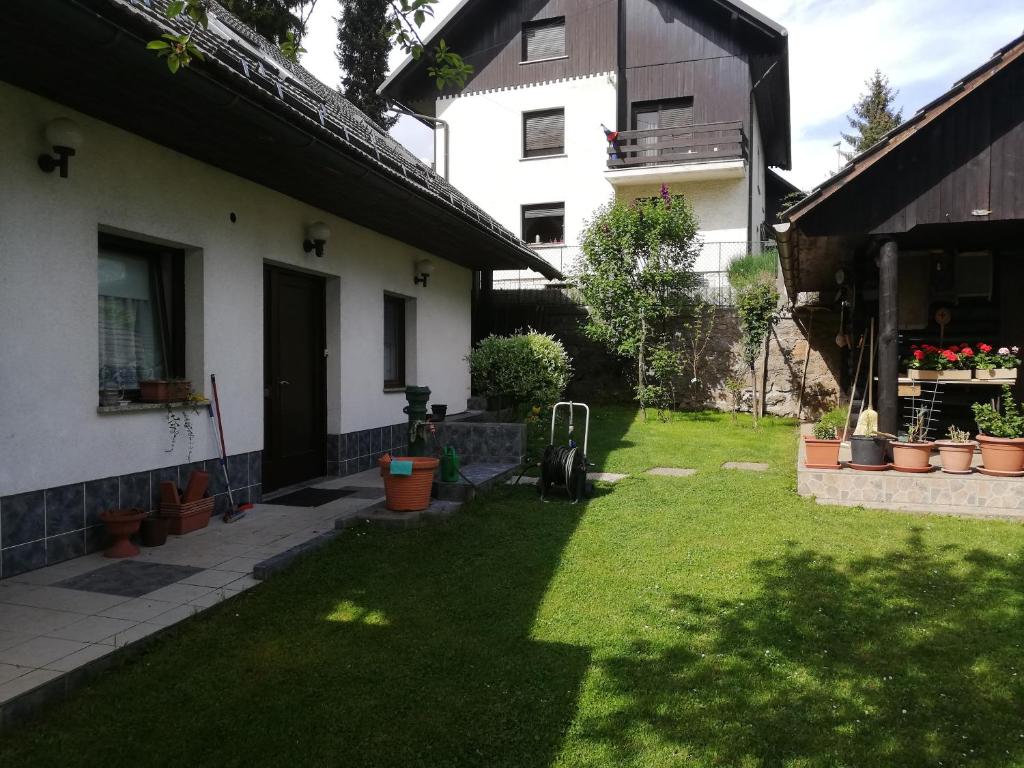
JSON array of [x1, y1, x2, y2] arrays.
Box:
[[727, 250, 778, 291], [972, 385, 1024, 439], [818, 405, 848, 437], [467, 330, 572, 415]]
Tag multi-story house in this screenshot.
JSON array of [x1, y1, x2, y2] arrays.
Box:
[[381, 0, 797, 288]]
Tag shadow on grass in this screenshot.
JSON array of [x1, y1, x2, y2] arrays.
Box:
[[583, 528, 1024, 765], [2, 499, 591, 768]]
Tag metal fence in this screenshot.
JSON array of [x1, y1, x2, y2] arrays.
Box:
[[493, 241, 777, 306]]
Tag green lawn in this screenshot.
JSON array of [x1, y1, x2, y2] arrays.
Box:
[[5, 408, 1024, 767]]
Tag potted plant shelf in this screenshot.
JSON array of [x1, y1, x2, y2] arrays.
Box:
[[905, 344, 972, 380], [935, 425, 977, 474], [973, 343, 1020, 381], [972, 385, 1024, 476]]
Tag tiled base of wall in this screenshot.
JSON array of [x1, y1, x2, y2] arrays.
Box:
[[327, 424, 409, 477], [0, 451, 262, 580]]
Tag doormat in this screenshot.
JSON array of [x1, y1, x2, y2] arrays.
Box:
[[264, 488, 357, 507], [58, 561, 203, 598]]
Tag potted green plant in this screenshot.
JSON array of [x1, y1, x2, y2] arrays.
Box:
[[905, 344, 973, 381], [804, 418, 841, 469], [972, 385, 1024, 475], [974, 344, 1020, 381], [934, 424, 977, 474], [890, 407, 934, 472]]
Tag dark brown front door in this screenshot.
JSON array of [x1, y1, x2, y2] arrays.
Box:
[[263, 265, 326, 491]]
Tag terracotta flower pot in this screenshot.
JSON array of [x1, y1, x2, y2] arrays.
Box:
[[976, 434, 1024, 474], [890, 441, 934, 471], [804, 436, 841, 469], [140, 515, 169, 547], [934, 440, 977, 474], [99, 508, 147, 558], [379, 455, 439, 512]]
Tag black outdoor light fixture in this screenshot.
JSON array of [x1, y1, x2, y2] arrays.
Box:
[[302, 221, 330, 257], [38, 117, 83, 178], [414, 258, 435, 287]]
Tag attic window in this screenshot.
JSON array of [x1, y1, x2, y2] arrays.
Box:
[[522, 18, 566, 62]]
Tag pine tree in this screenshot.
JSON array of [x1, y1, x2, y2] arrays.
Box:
[[337, 0, 398, 130], [841, 70, 903, 159]]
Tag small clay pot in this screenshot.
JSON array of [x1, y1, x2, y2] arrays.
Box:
[[804, 436, 841, 469], [850, 435, 888, 467], [140, 515, 169, 547], [890, 441, 934, 471], [976, 434, 1024, 474], [934, 440, 977, 474]]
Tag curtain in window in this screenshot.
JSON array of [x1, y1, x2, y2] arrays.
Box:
[[98, 251, 166, 388]]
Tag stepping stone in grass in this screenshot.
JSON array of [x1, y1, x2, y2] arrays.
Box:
[[588, 472, 627, 483], [646, 467, 697, 477], [721, 462, 770, 472]]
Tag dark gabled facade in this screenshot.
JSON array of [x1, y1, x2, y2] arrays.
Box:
[[381, 0, 791, 170]]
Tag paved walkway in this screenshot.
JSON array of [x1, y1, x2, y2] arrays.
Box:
[[0, 470, 386, 715]]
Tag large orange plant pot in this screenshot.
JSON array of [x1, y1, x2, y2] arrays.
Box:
[[99, 508, 147, 558], [803, 437, 841, 469], [379, 455, 439, 512], [976, 435, 1024, 474]]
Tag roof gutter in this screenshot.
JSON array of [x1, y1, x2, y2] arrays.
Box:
[[772, 221, 798, 299]]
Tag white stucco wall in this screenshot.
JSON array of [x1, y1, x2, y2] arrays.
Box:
[[436, 74, 617, 278], [0, 81, 471, 495]]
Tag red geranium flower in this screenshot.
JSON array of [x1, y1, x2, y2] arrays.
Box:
[[942, 350, 958, 362], [979, 343, 992, 353], [913, 350, 925, 361], [962, 347, 974, 357]]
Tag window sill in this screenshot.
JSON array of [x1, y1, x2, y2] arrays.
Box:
[[97, 400, 208, 415], [383, 387, 406, 394], [519, 56, 568, 65], [527, 243, 566, 249], [520, 154, 567, 162]]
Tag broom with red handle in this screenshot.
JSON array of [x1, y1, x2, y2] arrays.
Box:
[[210, 373, 253, 523]]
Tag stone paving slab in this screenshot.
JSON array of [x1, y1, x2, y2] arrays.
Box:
[[335, 499, 463, 530], [588, 472, 628, 483], [646, 468, 697, 477], [722, 462, 770, 472]]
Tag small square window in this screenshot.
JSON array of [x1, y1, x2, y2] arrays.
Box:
[[523, 108, 565, 158], [98, 234, 184, 399], [383, 294, 406, 389], [522, 203, 565, 246], [522, 17, 565, 62]]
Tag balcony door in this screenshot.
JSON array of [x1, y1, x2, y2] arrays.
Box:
[[632, 98, 694, 160]]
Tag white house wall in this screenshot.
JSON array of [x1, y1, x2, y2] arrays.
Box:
[[0, 80, 471, 500]]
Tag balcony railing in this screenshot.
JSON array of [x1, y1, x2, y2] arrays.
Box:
[[607, 121, 747, 170]]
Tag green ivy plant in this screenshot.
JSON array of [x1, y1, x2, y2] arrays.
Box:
[[972, 385, 1024, 439], [573, 186, 702, 420], [147, 0, 472, 89]]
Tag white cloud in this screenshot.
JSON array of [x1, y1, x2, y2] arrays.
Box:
[[300, 0, 1024, 190]]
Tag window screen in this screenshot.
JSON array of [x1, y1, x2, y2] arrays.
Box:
[[522, 203, 565, 245], [523, 109, 565, 157], [522, 17, 565, 61]]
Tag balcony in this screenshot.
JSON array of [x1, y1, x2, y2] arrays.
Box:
[[605, 121, 747, 187]]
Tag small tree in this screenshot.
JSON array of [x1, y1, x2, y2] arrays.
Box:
[[841, 69, 903, 159], [735, 278, 779, 426], [466, 330, 572, 418], [574, 187, 702, 419]]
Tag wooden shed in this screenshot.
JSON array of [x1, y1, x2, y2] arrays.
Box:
[[775, 33, 1024, 437]]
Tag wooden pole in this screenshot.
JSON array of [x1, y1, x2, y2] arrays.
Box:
[[877, 240, 899, 435]]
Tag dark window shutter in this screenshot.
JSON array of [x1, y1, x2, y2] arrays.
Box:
[[523, 204, 565, 219], [523, 18, 565, 61], [523, 109, 565, 157], [659, 101, 694, 129]]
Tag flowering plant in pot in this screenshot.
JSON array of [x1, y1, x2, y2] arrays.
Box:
[[890, 408, 934, 472], [934, 425, 977, 475], [972, 385, 1024, 475], [973, 343, 1020, 380], [804, 418, 841, 469], [905, 344, 972, 380]]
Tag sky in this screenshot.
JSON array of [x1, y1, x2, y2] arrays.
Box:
[[299, 0, 1024, 191]]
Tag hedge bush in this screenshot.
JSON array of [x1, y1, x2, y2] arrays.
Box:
[[467, 330, 572, 413]]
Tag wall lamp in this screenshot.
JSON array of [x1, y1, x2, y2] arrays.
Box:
[[38, 118, 84, 178], [414, 258, 435, 287], [302, 221, 330, 257]]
